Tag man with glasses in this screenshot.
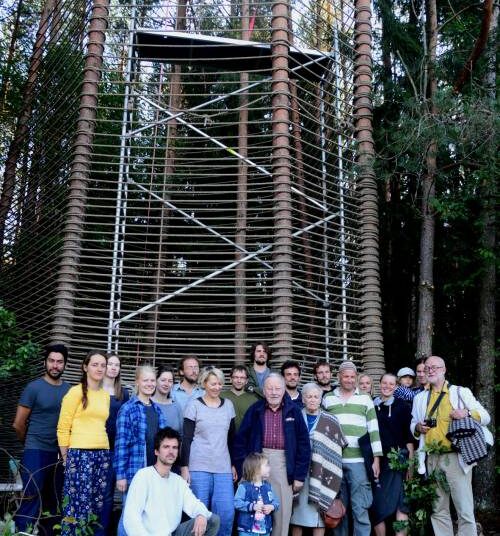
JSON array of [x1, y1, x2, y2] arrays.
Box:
[[221, 365, 258, 431], [411, 355, 492, 536], [172, 355, 205, 414]]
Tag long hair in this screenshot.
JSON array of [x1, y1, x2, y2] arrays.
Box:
[[81, 350, 107, 409], [107, 353, 125, 401], [249, 341, 272, 365]]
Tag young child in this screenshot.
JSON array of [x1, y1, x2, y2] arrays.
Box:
[[234, 452, 280, 536]]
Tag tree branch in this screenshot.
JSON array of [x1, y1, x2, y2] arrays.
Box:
[[453, 0, 494, 93]]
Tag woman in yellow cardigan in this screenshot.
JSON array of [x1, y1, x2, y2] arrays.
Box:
[[57, 351, 110, 535]]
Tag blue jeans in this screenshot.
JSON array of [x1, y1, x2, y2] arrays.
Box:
[[334, 462, 372, 536], [190, 471, 234, 536], [15, 449, 64, 535]]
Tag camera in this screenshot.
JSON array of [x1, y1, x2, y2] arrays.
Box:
[[424, 417, 437, 428]]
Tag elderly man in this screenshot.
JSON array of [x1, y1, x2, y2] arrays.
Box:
[[323, 361, 382, 536], [234, 373, 311, 536], [411, 355, 492, 536]]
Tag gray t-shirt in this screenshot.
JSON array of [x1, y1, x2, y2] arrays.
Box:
[[157, 400, 184, 435], [184, 397, 235, 473], [19, 377, 71, 451]]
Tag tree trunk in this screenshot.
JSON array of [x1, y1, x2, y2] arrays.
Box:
[[51, 0, 110, 345], [0, 0, 24, 113], [473, 2, 497, 512], [416, 0, 437, 359], [271, 0, 293, 362], [234, 0, 250, 364], [354, 0, 385, 377], [0, 0, 54, 265]]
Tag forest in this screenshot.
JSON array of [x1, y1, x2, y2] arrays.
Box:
[[0, 0, 497, 517]]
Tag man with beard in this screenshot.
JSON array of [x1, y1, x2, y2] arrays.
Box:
[[124, 427, 220, 536], [171, 355, 205, 413], [220, 365, 258, 431], [246, 341, 274, 397], [280, 360, 303, 407], [313, 360, 334, 397], [13, 344, 70, 535]]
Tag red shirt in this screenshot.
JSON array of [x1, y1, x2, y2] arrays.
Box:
[[262, 402, 285, 449]]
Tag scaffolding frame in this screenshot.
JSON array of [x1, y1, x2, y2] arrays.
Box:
[[106, 20, 351, 361]]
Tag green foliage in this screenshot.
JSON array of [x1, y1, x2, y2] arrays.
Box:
[[388, 448, 448, 535], [0, 303, 40, 380], [0, 511, 34, 535]]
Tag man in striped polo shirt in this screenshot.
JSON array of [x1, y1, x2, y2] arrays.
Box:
[[323, 361, 382, 536]]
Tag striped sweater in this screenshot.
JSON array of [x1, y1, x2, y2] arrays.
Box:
[[322, 388, 382, 463]]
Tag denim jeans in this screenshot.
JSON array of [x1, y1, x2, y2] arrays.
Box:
[[15, 449, 64, 535], [334, 462, 373, 536], [190, 471, 234, 536]]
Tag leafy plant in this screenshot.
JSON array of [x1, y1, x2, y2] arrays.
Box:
[[388, 447, 448, 535], [0, 303, 40, 380]]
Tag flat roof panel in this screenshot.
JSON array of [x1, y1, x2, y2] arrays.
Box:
[[134, 30, 332, 79]]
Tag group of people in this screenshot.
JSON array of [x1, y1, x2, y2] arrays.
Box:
[[12, 341, 492, 536]]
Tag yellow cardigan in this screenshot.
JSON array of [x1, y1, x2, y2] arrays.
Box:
[[57, 384, 110, 449]]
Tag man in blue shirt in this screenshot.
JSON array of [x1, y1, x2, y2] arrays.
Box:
[[13, 344, 70, 535], [171, 355, 205, 413]]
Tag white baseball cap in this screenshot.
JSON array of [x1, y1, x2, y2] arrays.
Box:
[[397, 367, 415, 378]]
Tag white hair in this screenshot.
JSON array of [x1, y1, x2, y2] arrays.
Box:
[[264, 372, 285, 388], [301, 382, 323, 397]]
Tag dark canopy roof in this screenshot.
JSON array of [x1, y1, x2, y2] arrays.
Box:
[[134, 30, 332, 80]]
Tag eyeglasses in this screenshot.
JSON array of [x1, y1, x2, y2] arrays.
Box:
[[424, 365, 444, 372]]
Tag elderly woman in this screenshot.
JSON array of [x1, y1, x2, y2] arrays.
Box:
[[290, 382, 347, 536]]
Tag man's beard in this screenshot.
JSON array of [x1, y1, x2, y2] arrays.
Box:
[[47, 369, 64, 380], [316, 378, 330, 387]]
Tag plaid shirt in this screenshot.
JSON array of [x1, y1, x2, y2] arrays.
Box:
[[262, 402, 285, 449], [114, 397, 167, 482]]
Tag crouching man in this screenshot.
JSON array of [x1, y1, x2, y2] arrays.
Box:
[[124, 427, 220, 536]]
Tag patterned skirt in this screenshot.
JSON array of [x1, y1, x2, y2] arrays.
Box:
[[61, 448, 110, 536]]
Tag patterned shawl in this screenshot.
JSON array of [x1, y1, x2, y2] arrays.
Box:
[[308, 411, 347, 512]]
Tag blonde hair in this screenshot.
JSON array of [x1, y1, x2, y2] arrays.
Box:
[[242, 452, 268, 482], [135, 364, 156, 381], [199, 366, 224, 386]]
